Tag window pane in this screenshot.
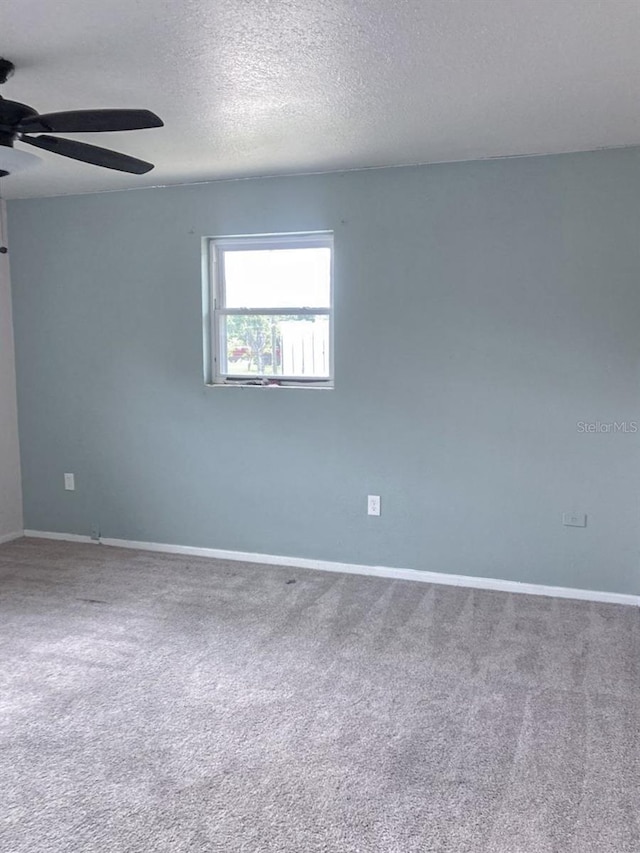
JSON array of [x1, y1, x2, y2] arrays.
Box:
[[223, 247, 331, 309], [221, 314, 330, 378]]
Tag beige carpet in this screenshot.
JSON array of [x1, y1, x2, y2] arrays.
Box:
[[0, 537, 639, 852]]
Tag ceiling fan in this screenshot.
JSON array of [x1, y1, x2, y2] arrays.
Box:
[[0, 58, 163, 177]]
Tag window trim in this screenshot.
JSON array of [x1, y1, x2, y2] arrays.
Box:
[[204, 232, 334, 388]]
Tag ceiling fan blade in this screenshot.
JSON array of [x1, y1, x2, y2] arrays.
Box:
[[21, 134, 154, 174], [16, 108, 163, 134]]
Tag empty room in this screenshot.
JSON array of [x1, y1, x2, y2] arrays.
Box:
[[1, 1, 639, 851]]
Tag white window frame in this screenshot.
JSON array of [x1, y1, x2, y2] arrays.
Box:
[[204, 232, 334, 387]]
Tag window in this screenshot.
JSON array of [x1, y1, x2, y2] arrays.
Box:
[[204, 233, 333, 387]]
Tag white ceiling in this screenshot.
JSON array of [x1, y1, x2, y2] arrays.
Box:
[[3, 0, 640, 198]]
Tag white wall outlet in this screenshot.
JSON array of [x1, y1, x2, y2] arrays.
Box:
[[563, 512, 586, 527], [64, 473, 75, 491], [367, 495, 381, 516]]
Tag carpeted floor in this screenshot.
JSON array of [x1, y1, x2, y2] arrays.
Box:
[[0, 538, 639, 852]]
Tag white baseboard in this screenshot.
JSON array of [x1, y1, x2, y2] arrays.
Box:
[[0, 530, 24, 545], [22, 529, 639, 607], [24, 529, 94, 544]]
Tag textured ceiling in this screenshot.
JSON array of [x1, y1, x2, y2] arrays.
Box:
[[3, 0, 640, 198]]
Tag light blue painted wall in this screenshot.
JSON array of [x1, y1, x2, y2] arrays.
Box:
[[0, 205, 23, 538], [8, 149, 640, 594]]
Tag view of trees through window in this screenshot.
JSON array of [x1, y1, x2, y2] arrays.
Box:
[[224, 314, 329, 377]]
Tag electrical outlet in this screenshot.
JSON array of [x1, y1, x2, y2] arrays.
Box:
[[563, 512, 587, 527], [367, 495, 381, 516], [64, 473, 75, 491]]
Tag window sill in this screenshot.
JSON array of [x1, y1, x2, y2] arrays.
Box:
[[205, 382, 333, 390]]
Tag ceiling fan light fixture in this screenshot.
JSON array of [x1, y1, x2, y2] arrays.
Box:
[[0, 145, 41, 176]]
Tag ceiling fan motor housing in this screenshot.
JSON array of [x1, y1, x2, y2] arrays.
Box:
[[0, 98, 39, 145], [0, 99, 42, 176]]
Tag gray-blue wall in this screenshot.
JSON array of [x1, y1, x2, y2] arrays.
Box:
[[9, 149, 640, 594]]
